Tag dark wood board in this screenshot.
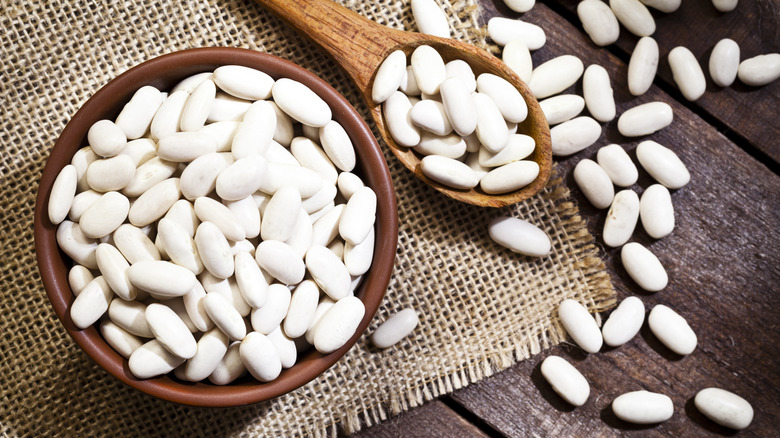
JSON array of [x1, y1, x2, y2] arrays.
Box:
[[353, 1, 779, 437], [338, 400, 491, 437]]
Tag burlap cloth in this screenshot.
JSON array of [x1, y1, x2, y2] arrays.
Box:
[[0, 0, 615, 436]]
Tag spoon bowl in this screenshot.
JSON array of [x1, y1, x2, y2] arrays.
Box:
[[256, 0, 552, 208]]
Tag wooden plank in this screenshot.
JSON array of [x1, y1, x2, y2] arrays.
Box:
[[533, 0, 780, 164], [444, 3, 780, 437], [346, 400, 491, 437]]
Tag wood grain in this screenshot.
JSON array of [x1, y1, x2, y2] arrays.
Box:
[[353, 1, 779, 436]]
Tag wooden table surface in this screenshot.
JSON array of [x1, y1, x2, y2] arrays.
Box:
[[350, 0, 779, 436]]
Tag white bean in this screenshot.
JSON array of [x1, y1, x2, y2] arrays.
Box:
[[145, 303, 197, 359], [182, 281, 214, 332], [540, 355, 590, 406], [648, 304, 697, 355], [193, 196, 246, 242], [628, 36, 659, 96], [577, 0, 620, 46], [415, 132, 467, 158], [668, 46, 706, 101], [86, 154, 136, 192], [255, 240, 305, 285], [528, 55, 584, 99], [306, 245, 352, 300], [372, 50, 406, 104], [480, 160, 539, 195], [96, 243, 138, 301], [601, 296, 645, 347], [709, 38, 740, 87], [261, 185, 302, 242], [291, 136, 338, 185], [151, 90, 189, 141], [122, 156, 177, 198], [79, 191, 130, 239], [371, 308, 419, 349], [502, 40, 533, 83], [695, 388, 754, 430], [88, 120, 127, 157], [115, 86, 164, 139], [57, 220, 98, 269], [339, 186, 376, 246], [312, 295, 366, 354], [640, 184, 674, 238], [609, 0, 655, 37], [479, 134, 534, 168], [213, 65, 274, 100], [420, 155, 480, 190], [550, 116, 601, 156], [573, 159, 614, 209], [612, 391, 673, 424], [208, 341, 245, 385], [100, 320, 143, 359], [737, 53, 780, 86], [204, 292, 247, 341], [48, 164, 78, 225], [180, 79, 216, 132], [712, 0, 738, 12], [411, 0, 450, 38], [473, 92, 510, 153], [621, 242, 668, 291], [128, 339, 186, 379], [183, 327, 229, 381], [384, 91, 421, 147], [194, 221, 234, 279], [68, 265, 94, 296], [636, 140, 690, 189], [487, 17, 546, 50], [539, 94, 585, 125], [504, 0, 535, 13], [272, 78, 331, 127], [319, 120, 356, 172], [128, 260, 197, 298], [127, 177, 181, 227], [157, 218, 203, 275], [440, 77, 478, 137], [250, 284, 292, 335], [558, 299, 603, 353], [476, 73, 528, 124], [70, 276, 113, 329], [582, 64, 616, 122], [617, 101, 672, 137], [488, 216, 550, 257], [596, 144, 638, 187], [240, 331, 281, 381], [411, 45, 447, 95], [603, 189, 640, 247], [283, 280, 320, 339]]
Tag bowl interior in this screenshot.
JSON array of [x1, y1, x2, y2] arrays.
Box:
[[34, 47, 398, 407]]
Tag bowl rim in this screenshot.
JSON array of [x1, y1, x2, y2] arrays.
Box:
[[34, 47, 398, 407]]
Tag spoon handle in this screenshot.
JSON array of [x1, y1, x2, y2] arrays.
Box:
[[254, 0, 409, 94]]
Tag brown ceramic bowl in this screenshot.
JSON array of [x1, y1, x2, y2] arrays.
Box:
[[34, 47, 398, 407]]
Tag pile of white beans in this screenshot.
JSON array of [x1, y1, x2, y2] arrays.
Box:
[[47, 65, 388, 383], [575, 0, 780, 100], [374, 45, 541, 194], [405, 0, 760, 431]]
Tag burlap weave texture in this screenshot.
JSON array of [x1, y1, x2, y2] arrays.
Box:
[[0, 0, 615, 436]]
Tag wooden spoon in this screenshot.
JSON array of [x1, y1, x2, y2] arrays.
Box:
[[254, 0, 552, 208]]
